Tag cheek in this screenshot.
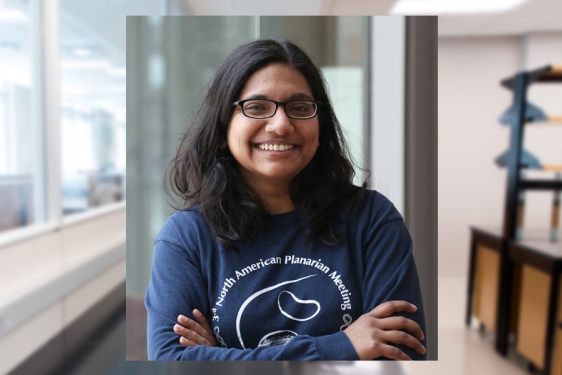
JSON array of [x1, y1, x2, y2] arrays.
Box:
[[226, 127, 234, 148], [226, 121, 241, 148], [309, 122, 320, 148], [226, 120, 254, 157]]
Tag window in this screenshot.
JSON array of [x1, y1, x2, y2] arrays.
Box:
[[59, 7, 126, 216], [260, 17, 371, 186], [0, 0, 43, 233]]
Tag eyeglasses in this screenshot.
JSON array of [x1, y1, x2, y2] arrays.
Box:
[[232, 99, 322, 119]]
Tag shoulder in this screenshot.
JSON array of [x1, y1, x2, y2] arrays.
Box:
[[348, 189, 404, 226], [155, 206, 214, 248]]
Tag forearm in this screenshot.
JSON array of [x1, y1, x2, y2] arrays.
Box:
[[363, 218, 428, 360], [148, 329, 358, 361]]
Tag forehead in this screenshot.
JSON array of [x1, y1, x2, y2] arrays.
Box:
[[239, 63, 313, 98]]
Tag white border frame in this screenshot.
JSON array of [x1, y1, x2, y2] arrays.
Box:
[[371, 16, 405, 215]]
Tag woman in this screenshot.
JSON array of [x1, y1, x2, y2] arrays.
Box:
[[145, 38, 427, 361]]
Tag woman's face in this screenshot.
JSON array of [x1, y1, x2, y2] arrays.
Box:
[[227, 63, 320, 189]]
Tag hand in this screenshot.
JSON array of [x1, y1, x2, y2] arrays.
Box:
[[173, 309, 218, 347], [343, 300, 426, 360]]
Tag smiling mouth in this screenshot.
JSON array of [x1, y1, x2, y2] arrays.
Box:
[[256, 143, 296, 151]]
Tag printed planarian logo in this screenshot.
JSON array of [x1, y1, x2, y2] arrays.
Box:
[[211, 255, 354, 349]]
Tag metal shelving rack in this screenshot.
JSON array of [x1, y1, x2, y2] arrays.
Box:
[[497, 64, 562, 357], [466, 64, 562, 375]]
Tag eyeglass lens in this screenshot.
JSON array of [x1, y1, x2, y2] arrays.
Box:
[[242, 100, 316, 119]]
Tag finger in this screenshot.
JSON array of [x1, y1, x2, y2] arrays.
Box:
[[370, 301, 417, 319], [173, 323, 210, 346], [179, 336, 196, 347], [177, 315, 213, 343], [382, 330, 426, 356], [193, 309, 217, 345], [173, 323, 211, 346], [376, 343, 412, 361], [377, 316, 424, 341]]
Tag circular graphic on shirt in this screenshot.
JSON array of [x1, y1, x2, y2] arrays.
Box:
[[258, 330, 298, 347], [277, 290, 320, 321], [236, 274, 320, 349]]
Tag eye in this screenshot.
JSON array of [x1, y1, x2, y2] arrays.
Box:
[[287, 101, 314, 114], [244, 101, 267, 111], [242, 100, 275, 117]]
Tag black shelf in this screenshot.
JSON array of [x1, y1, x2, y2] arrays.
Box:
[[467, 66, 561, 373], [501, 64, 562, 89], [495, 64, 562, 375], [520, 179, 562, 190]]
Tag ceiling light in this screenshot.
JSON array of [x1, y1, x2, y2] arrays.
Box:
[[107, 67, 126, 76], [61, 60, 125, 77], [0, 8, 28, 23], [71, 48, 93, 57], [61, 60, 111, 69], [101, 86, 126, 92], [390, 0, 528, 15], [0, 64, 31, 86], [62, 87, 89, 96]]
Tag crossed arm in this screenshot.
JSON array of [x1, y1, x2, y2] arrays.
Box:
[[148, 211, 428, 360], [173, 301, 426, 360]]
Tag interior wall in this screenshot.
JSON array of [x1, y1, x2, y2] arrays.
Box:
[[438, 32, 562, 276], [438, 36, 521, 276]]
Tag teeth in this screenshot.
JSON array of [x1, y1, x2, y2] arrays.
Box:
[[258, 143, 294, 151]]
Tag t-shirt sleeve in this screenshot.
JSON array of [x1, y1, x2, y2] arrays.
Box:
[[361, 197, 427, 360], [145, 216, 359, 361]]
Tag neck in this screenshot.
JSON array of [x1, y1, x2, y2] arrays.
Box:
[[264, 193, 295, 214], [245, 177, 295, 214]]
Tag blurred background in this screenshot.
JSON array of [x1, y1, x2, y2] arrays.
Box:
[[0, 0, 561, 374]]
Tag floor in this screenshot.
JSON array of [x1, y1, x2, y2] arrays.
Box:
[[21, 275, 534, 375], [402, 275, 528, 375]]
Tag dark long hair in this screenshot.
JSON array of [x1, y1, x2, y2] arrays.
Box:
[[167, 38, 366, 247]]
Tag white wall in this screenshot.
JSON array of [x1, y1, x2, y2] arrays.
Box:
[[0, 209, 126, 374], [438, 32, 562, 276]]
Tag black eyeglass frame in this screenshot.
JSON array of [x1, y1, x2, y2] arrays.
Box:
[[232, 99, 323, 119]]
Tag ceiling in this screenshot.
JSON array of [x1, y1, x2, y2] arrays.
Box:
[[180, 0, 562, 37]]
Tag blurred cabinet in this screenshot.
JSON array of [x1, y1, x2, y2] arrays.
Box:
[[510, 239, 562, 374], [516, 265, 551, 369], [554, 277, 562, 375], [466, 65, 562, 375], [473, 245, 501, 332], [468, 229, 504, 333]]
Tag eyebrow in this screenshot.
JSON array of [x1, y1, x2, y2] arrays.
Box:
[[242, 92, 314, 101]]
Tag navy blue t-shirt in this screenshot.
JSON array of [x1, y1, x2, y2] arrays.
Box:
[[145, 189, 427, 360]]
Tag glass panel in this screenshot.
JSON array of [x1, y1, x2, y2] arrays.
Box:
[[0, 0, 40, 233], [126, 17, 255, 296], [59, 4, 126, 215], [260, 16, 370, 186]]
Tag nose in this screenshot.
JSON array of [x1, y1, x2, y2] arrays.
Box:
[[264, 105, 295, 135]]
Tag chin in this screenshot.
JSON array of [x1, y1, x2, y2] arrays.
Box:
[[262, 171, 298, 181]]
